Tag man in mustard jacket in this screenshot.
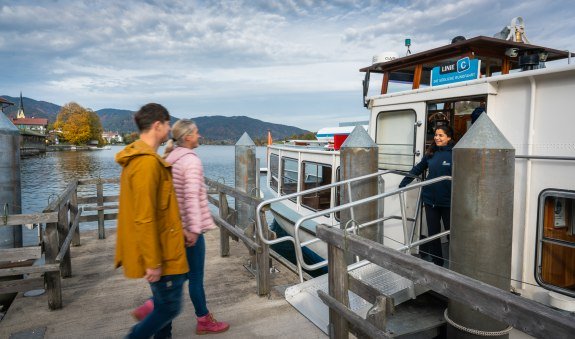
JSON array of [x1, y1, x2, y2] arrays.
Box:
[[115, 103, 188, 339]]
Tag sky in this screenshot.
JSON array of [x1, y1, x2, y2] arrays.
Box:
[[1, 0, 574, 131]]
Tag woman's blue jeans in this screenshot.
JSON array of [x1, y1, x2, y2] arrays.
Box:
[[186, 233, 209, 317], [128, 273, 186, 339]]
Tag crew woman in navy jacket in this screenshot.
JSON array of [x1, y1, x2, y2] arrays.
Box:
[[399, 125, 454, 266]]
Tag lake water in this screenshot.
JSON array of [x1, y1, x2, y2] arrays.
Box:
[[20, 145, 268, 245]]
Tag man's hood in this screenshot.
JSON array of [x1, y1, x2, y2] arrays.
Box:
[[115, 139, 171, 168]]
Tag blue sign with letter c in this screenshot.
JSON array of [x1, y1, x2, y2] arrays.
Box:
[[431, 57, 480, 87]]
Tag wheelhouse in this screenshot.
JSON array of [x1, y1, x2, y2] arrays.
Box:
[[361, 36, 575, 299]]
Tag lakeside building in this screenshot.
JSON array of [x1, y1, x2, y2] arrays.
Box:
[[10, 93, 48, 135], [101, 131, 123, 144], [4, 93, 47, 156]]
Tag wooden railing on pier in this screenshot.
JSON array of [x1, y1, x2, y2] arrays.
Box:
[[0, 177, 119, 310], [315, 225, 575, 339], [1, 175, 277, 311], [204, 177, 272, 296]]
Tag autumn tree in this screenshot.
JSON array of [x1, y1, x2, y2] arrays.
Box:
[[54, 102, 104, 145], [88, 110, 104, 145], [122, 132, 139, 144]]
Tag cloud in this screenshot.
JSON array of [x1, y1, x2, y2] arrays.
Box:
[[0, 0, 574, 130]]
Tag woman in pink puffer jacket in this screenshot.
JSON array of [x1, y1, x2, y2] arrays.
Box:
[[132, 119, 229, 335]]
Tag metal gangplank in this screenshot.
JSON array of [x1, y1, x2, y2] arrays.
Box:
[[255, 171, 452, 335]]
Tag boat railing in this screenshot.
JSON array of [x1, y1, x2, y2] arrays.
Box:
[[292, 176, 451, 281], [256, 168, 451, 281]]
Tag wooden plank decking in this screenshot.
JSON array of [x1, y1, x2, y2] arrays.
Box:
[[0, 229, 326, 339]]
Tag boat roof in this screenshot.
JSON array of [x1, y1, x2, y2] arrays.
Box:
[[360, 36, 572, 74]]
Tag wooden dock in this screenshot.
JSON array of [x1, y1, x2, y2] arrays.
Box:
[[0, 228, 326, 338]]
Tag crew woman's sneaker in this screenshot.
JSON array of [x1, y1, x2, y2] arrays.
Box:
[[196, 313, 230, 335]]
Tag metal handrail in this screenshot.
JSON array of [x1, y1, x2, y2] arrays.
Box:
[[292, 176, 452, 281], [256, 170, 418, 278], [256, 169, 445, 281], [255, 169, 418, 247]]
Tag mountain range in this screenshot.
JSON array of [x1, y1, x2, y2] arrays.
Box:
[[1, 95, 310, 142]]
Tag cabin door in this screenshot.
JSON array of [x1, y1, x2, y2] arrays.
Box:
[[373, 105, 424, 248]]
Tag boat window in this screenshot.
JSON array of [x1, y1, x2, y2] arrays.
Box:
[[375, 109, 416, 171], [301, 161, 332, 211], [280, 157, 298, 198], [269, 154, 279, 192], [425, 97, 486, 148], [536, 190, 575, 297]]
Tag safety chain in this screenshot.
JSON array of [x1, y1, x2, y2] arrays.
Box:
[[444, 309, 513, 336]]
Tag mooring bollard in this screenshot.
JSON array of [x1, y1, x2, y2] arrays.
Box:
[[235, 132, 257, 230], [448, 113, 515, 338], [234, 132, 269, 295], [0, 111, 23, 250], [340, 126, 380, 243]]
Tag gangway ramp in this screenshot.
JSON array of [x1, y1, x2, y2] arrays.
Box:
[[285, 260, 446, 337]]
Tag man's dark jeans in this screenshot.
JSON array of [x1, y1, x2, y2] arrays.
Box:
[[128, 273, 186, 339]]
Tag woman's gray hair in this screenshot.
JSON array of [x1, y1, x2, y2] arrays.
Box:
[[164, 119, 197, 157]]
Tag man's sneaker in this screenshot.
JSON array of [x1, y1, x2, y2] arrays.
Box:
[[131, 299, 154, 321], [196, 313, 230, 335]]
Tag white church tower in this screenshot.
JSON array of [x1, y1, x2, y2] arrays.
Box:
[[16, 92, 25, 119]]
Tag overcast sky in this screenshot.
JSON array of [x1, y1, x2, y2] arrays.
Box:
[[1, 0, 573, 131]]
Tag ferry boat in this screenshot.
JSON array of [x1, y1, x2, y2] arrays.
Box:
[[261, 23, 575, 316]]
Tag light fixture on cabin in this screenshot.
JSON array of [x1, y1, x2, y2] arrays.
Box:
[[539, 51, 549, 62], [505, 48, 519, 57]]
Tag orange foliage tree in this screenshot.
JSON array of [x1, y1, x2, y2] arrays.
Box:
[[54, 102, 103, 145]]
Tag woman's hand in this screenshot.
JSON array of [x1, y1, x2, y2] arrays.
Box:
[[184, 229, 199, 247]]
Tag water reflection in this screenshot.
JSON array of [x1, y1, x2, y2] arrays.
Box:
[[20, 145, 267, 245]]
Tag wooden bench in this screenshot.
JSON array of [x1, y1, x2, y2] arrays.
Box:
[[0, 246, 61, 300], [0, 209, 64, 310]]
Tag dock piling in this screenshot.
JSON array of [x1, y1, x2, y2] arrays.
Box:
[[340, 126, 380, 243], [235, 132, 269, 295], [0, 112, 23, 250], [449, 113, 515, 338]]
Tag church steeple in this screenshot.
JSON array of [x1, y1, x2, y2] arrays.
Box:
[[16, 92, 25, 119]]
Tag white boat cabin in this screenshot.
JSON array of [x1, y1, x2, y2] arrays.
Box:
[[266, 35, 575, 309]]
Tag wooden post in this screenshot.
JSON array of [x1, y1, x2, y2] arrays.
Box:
[[381, 71, 390, 95], [70, 183, 80, 247], [218, 192, 230, 257], [328, 241, 349, 338], [366, 296, 394, 331], [412, 64, 423, 89], [58, 201, 72, 278], [44, 221, 62, 309], [97, 179, 105, 239], [501, 56, 511, 74]]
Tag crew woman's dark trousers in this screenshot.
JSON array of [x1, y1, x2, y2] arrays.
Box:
[[424, 204, 451, 266]]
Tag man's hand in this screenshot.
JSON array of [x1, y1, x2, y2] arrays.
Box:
[[184, 229, 199, 247], [144, 267, 162, 282]]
